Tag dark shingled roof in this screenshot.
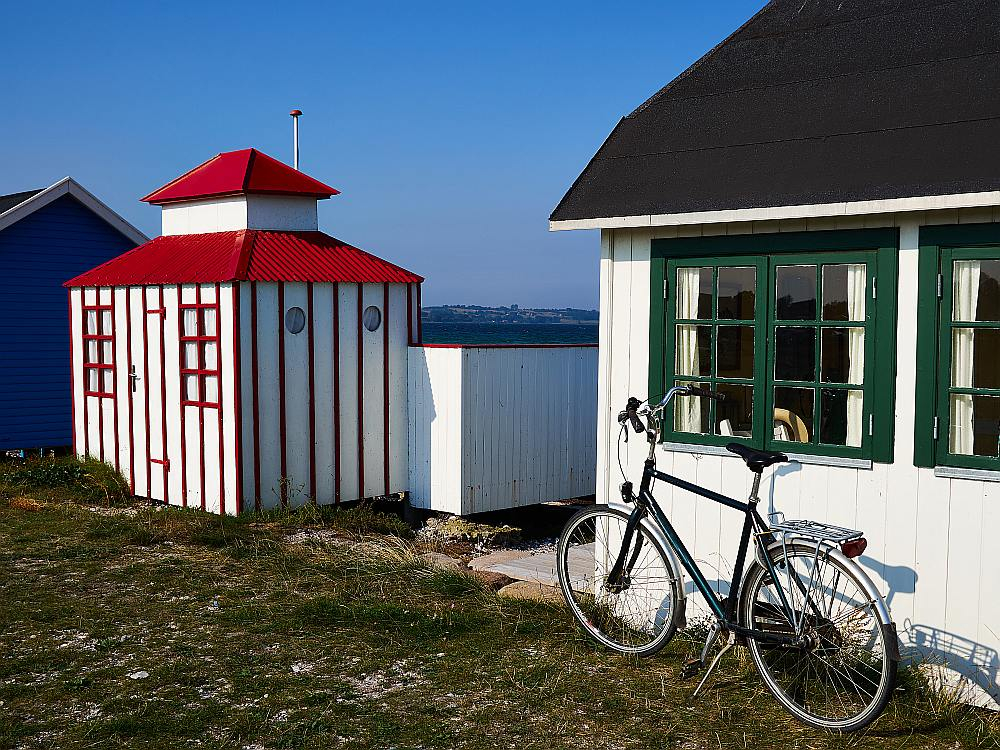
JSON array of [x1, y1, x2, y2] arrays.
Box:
[[551, 0, 1000, 222], [0, 189, 42, 216]]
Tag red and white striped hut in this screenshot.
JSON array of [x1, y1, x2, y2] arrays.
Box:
[[65, 148, 423, 514]]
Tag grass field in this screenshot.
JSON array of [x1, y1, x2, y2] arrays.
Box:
[[1, 457, 998, 749]]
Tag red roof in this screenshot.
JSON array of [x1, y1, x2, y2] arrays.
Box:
[[141, 149, 339, 205], [64, 230, 423, 287]]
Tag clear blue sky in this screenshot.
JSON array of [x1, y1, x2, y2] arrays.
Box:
[[1, 1, 761, 309]]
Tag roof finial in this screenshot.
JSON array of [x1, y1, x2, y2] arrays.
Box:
[[289, 109, 302, 170]]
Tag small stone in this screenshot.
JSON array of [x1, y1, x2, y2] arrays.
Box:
[[419, 552, 464, 571], [497, 581, 565, 605], [128, 671, 149, 680]]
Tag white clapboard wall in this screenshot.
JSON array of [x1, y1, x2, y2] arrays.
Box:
[[407, 344, 598, 515], [70, 283, 241, 514], [237, 280, 413, 510], [71, 280, 419, 514], [597, 208, 1000, 709]]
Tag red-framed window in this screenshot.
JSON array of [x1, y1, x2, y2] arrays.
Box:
[[83, 304, 114, 398], [180, 302, 220, 408]]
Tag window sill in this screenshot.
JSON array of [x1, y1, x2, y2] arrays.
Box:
[[660, 441, 873, 470], [934, 465, 1000, 483]]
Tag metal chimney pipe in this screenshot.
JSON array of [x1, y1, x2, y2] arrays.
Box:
[[289, 109, 302, 170]]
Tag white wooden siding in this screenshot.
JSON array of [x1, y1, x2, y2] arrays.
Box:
[[598, 209, 1000, 708], [71, 283, 240, 514], [407, 345, 598, 515]]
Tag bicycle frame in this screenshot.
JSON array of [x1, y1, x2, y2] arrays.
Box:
[[613, 455, 802, 648]]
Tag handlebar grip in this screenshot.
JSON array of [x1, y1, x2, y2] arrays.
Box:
[[627, 410, 645, 434], [620, 396, 646, 433]]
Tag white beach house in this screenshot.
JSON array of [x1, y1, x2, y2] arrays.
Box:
[[551, 0, 1000, 707]]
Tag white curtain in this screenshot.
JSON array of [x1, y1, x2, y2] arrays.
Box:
[[182, 308, 199, 337], [846, 264, 866, 447], [950, 260, 981, 455], [675, 267, 702, 433]]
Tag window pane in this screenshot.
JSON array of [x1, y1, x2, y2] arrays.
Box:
[[822, 264, 866, 321], [717, 267, 755, 320], [774, 326, 816, 382], [716, 325, 754, 379], [675, 325, 711, 377], [821, 327, 864, 384], [100, 310, 112, 333], [202, 342, 218, 370], [184, 342, 199, 370], [953, 260, 1000, 322], [86, 340, 98, 364], [203, 375, 219, 404], [776, 265, 816, 320], [101, 339, 113, 364], [86, 310, 97, 335], [820, 388, 863, 447], [676, 267, 712, 320], [184, 374, 199, 401], [949, 394, 1000, 457], [102, 369, 113, 394], [202, 308, 217, 336], [951, 328, 1000, 389], [716, 384, 753, 436], [774, 386, 814, 443], [673, 381, 711, 434], [87, 368, 99, 392], [183, 308, 199, 337]]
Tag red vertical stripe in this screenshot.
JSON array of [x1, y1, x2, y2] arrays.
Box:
[[142, 288, 151, 495], [158, 285, 169, 506], [97, 289, 105, 464], [382, 283, 390, 496], [231, 283, 244, 515], [357, 284, 365, 499], [68, 290, 78, 457], [332, 283, 341, 505], [216, 282, 226, 515], [250, 281, 261, 510], [307, 281, 317, 503], [416, 284, 423, 343], [177, 286, 188, 508], [110, 288, 120, 472], [197, 285, 206, 511], [125, 287, 136, 494], [278, 282, 288, 508]]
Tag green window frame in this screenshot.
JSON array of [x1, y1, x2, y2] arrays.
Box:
[[915, 224, 1000, 471], [650, 229, 899, 463]]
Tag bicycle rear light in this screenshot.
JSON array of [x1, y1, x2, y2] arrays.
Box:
[[840, 538, 867, 558]]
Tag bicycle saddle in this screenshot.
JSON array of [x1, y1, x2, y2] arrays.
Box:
[[725, 443, 788, 473]]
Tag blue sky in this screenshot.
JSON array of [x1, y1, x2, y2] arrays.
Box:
[[1, 1, 761, 308]]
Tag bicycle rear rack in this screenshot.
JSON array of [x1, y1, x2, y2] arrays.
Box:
[[767, 517, 863, 544]]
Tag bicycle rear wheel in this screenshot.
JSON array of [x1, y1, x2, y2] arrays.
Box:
[[557, 506, 683, 656], [738, 542, 897, 731]]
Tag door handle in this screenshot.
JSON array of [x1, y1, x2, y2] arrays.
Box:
[[129, 365, 140, 393]]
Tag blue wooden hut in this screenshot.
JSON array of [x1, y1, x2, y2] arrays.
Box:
[[0, 178, 146, 451]]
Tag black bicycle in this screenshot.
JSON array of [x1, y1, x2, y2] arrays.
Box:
[[557, 385, 900, 731]]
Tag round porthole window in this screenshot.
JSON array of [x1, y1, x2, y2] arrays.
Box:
[[285, 306, 306, 334], [362, 305, 382, 332]]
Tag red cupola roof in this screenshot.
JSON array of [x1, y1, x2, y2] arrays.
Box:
[[141, 148, 339, 205]]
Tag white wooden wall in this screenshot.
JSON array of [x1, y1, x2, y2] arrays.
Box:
[[408, 345, 598, 515], [599, 207, 1000, 708], [237, 281, 413, 510], [70, 283, 240, 514]]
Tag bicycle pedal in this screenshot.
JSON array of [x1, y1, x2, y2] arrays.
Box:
[[680, 659, 703, 679]]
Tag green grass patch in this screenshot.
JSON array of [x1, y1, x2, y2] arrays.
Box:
[[0, 496, 997, 750]]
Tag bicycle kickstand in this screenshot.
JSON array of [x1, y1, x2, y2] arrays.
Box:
[[680, 620, 721, 680], [692, 631, 736, 699]]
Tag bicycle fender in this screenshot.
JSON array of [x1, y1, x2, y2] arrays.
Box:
[[754, 537, 899, 657]]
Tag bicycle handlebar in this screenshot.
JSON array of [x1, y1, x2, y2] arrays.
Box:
[[618, 387, 726, 433]]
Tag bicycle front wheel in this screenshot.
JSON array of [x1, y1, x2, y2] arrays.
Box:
[[738, 542, 898, 732], [557, 506, 683, 656]]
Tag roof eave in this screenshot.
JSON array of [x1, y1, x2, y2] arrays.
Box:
[[548, 190, 1000, 232]]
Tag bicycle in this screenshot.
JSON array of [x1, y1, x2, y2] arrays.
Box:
[[556, 385, 900, 732]]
